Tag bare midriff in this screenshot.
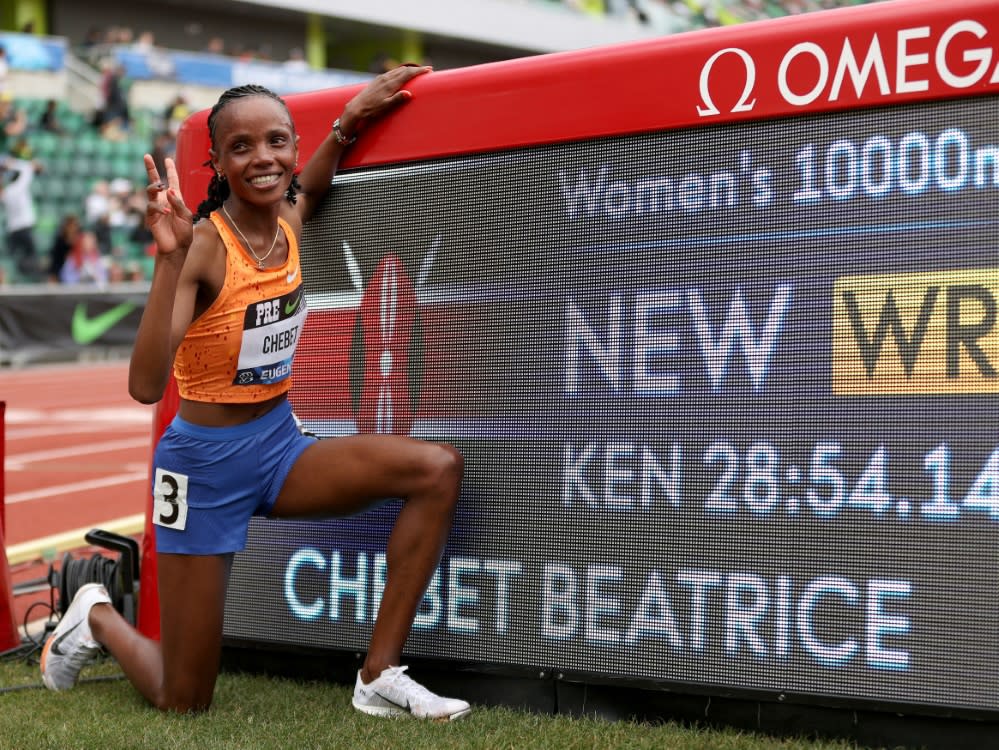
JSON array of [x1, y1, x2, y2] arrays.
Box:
[[178, 393, 288, 427]]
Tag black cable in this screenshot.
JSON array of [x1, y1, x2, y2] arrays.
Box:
[[2, 533, 139, 673], [2, 533, 140, 670], [21, 599, 56, 659], [4, 553, 122, 665], [0, 641, 34, 661], [59, 552, 128, 617], [0, 674, 126, 694]]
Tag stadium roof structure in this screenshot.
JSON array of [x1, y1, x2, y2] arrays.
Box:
[[232, 0, 662, 55]]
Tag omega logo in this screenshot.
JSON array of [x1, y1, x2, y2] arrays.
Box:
[[697, 20, 999, 118], [697, 47, 758, 118]]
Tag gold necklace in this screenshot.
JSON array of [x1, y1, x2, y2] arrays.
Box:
[[222, 204, 281, 270]]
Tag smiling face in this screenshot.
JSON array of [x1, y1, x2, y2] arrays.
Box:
[[209, 95, 299, 207]]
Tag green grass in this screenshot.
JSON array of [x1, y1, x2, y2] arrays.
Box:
[[0, 654, 874, 750]]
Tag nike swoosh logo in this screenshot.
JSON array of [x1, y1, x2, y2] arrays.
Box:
[[284, 293, 302, 316], [286, 268, 298, 284], [72, 302, 136, 345], [373, 690, 409, 711], [50, 620, 82, 656]]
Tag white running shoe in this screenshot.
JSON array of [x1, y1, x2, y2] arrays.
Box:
[[352, 665, 472, 721], [40, 583, 111, 691]]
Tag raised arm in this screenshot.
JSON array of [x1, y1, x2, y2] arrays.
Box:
[[128, 155, 197, 404], [294, 64, 431, 222]]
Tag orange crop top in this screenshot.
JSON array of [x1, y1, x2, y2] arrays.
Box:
[[173, 211, 308, 403]]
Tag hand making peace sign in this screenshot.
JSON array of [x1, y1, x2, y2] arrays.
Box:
[[143, 155, 194, 256]]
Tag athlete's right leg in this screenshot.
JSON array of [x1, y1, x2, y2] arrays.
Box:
[[87, 552, 232, 713]]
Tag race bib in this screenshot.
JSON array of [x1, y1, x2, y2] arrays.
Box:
[[153, 467, 189, 531], [233, 285, 308, 386]]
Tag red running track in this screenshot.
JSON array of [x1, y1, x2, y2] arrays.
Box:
[[1, 361, 154, 633]]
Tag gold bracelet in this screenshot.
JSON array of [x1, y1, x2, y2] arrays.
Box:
[[332, 117, 357, 146]]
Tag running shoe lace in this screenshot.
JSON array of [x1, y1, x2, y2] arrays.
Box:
[[381, 666, 437, 703]]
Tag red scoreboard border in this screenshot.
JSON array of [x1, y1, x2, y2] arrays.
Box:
[[175, 0, 999, 197]]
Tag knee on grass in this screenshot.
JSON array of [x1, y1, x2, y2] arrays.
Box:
[[153, 680, 216, 714]]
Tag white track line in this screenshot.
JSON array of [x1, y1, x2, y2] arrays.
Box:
[[6, 472, 149, 504], [6, 437, 150, 468], [6, 423, 150, 440], [5, 407, 153, 424], [6, 513, 147, 566]]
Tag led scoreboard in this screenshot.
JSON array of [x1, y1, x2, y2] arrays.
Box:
[[164, 0, 999, 721]]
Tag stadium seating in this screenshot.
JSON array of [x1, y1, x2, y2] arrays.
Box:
[[4, 97, 156, 282]]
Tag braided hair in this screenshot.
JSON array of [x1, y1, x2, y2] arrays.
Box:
[[193, 84, 301, 223]]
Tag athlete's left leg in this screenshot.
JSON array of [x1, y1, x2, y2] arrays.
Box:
[[269, 434, 462, 680]]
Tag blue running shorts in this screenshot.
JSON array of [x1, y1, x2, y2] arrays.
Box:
[[151, 400, 316, 555]]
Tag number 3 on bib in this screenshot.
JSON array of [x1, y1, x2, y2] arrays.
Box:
[[153, 468, 189, 531]]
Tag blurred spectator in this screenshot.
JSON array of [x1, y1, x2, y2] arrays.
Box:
[[133, 30, 156, 52], [369, 51, 400, 75], [164, 94, 190, 138], [8, 135, 32, 160], [107, 25, 135, 45], [231, 43, 259, 62], [102, 245, 128, 281], [98, 217, 115, 256], [124, 260, 145, 282], [59, 230, 108, 287], [84, 179, 111, 226], [108, 259, 125, 283], [108, 177, 137, 229], [0, 95, 28, 155], [95, 61, 130, 139], [83, 179, 114, 255], [38, 99, 66, 135], [204, 36, 226, 55], [46, 214, 82, 282], [129, 207, 154, 249], [255, 43, 274, 62], [133, 30, 175, 79], [0, 156, 42, 280], [81, 27, 104, 50], [149, 131, 175, 180], [101, 178, 150, 252], [284, 47, 310, 73], [107, 257, 137, 284], [534, 0, 882, 30], [0, 46, 9, 99], [566, 0, 607, 15], [629, 0, 691, 32]]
